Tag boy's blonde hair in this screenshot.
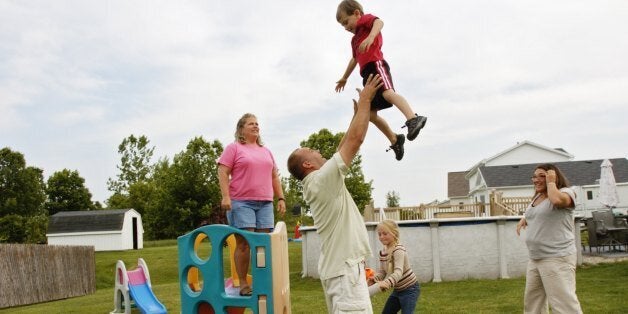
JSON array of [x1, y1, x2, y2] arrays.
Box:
[[336, 0, 364, 22]]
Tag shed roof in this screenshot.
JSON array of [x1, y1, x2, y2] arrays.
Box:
[[47, 209, 135, 234], [480, 158, 628, 188]]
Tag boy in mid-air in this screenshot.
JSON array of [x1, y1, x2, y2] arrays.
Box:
[[335, 0, 427, 161]]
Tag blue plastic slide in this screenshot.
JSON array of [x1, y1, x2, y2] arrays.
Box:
[[128, 282, 167, 314]]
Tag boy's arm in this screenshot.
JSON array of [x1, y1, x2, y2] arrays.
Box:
[[338, 74, 381, 166], [359, 18, 384, 53], [335, 57, 357, 92]]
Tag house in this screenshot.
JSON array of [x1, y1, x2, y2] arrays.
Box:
[[447, 171, 470, 207], [464, 141, 574, 204], [448, 141, 628, 216], [449, 141, 573, 206], [47, 209, 143, 251]]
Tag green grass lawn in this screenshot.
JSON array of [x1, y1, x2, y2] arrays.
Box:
[[2, 240, 627, 313]]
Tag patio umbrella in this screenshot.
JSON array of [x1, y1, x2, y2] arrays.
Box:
[[598, 159, 619, 209]]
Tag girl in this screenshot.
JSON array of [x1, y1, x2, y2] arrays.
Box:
[[370, 219, 420, 313]]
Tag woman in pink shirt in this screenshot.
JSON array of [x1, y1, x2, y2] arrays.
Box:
[[218, 113, 286, 296]]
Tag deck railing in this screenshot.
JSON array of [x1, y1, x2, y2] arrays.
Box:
[[364, 192, 532, 222]]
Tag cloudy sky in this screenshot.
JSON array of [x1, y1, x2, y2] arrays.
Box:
[[2, 0, 627, 207]]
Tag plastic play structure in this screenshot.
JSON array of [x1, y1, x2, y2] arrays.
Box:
[[178, 222, 291, 314], [187, 233, 252, 293], [110, 258, 167, 314]]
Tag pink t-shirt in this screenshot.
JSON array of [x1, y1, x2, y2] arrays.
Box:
[[218, 142, 276, 201]]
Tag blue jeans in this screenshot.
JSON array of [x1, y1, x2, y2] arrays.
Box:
[[227, 200, 274, 230], [382, 282, 420, 314]]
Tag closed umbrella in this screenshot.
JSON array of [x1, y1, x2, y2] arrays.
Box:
[[598, 159, 619, 209]]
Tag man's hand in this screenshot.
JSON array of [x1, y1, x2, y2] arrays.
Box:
[[357, 74, 382, 105], [337, 74, 382, 166]]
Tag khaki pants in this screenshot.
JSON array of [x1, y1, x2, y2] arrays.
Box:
[[524, 254, 582, 314], [321, 261, 373, 314]]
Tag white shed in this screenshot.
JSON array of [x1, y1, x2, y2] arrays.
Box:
[[47, 209, 144, 251]]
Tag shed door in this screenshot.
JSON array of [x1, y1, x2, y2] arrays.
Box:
[[132, 217, 138, 250]]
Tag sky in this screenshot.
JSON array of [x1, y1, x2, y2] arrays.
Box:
[[1, 0, 627, 208]]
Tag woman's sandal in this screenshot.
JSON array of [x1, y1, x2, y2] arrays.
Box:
[[239, 285, 252, 296]]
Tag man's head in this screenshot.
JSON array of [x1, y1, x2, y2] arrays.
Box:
[[336, 0, 363, 34], [287, 147, 326, 181]]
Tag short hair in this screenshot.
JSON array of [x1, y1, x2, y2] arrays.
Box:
[[234, 113, 263, 146], [287, 148, 307, 181], [336, 0, 364, 22], [534, 163, 571, 190]]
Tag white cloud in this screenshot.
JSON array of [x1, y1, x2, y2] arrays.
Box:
[[1, 0, 627, 207]]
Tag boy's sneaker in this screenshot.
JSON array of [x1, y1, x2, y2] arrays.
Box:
[[403, 114, 427, 141], [386, 134, 405, 161]]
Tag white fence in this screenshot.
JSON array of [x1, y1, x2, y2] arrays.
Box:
[[299, 216, 584, 282]]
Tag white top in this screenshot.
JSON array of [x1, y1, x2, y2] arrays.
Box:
[[524, 187, 577, 259], [302, 152, 372, 280]]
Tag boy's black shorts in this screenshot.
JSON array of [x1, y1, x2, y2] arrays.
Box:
[[361, 60, 394, 110]]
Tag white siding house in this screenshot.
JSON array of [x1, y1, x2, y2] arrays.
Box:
[[47, 209, 144, 251]]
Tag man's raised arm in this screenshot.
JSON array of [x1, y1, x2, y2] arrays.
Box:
[[338, 74, 382, 166]]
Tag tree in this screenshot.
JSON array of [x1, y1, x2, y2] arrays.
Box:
[[0, 147, 46, 218], [45, 169, 95, 215], [386, 190, 400, 207], [0, 214, 26, 243], [107, 135, 155, 196], [0, 147, 47, 243], [286, 129, 373, 214], [143, 137, 223, 239]]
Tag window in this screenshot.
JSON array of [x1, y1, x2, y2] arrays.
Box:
[[587, 191, 593, 200]]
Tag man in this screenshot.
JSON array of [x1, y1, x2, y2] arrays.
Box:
[[287, 74, 382, 313]]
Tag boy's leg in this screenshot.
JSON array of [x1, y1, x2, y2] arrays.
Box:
[[370, 110, 396, 144], [371, 111, 405, 161], [382, 89, 415, 120], [382, 89, 427, 141]]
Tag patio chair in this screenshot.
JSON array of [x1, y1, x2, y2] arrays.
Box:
[[591, 210, 628, 251], [585, 218, 608, 253]]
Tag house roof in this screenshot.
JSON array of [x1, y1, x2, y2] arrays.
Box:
[[480, 158, 628, 188], [47, 209, 136, 234], [466, 140, 574, 175], [448, 171, 470, 197]]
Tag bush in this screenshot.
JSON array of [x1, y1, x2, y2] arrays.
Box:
[[0, 214, 26, 243]]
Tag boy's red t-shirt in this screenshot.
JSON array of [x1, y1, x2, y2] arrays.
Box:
[[351, 13, 384, 73]]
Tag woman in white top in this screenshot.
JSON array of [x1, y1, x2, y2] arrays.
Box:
[[516, 163, 582, 314]]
